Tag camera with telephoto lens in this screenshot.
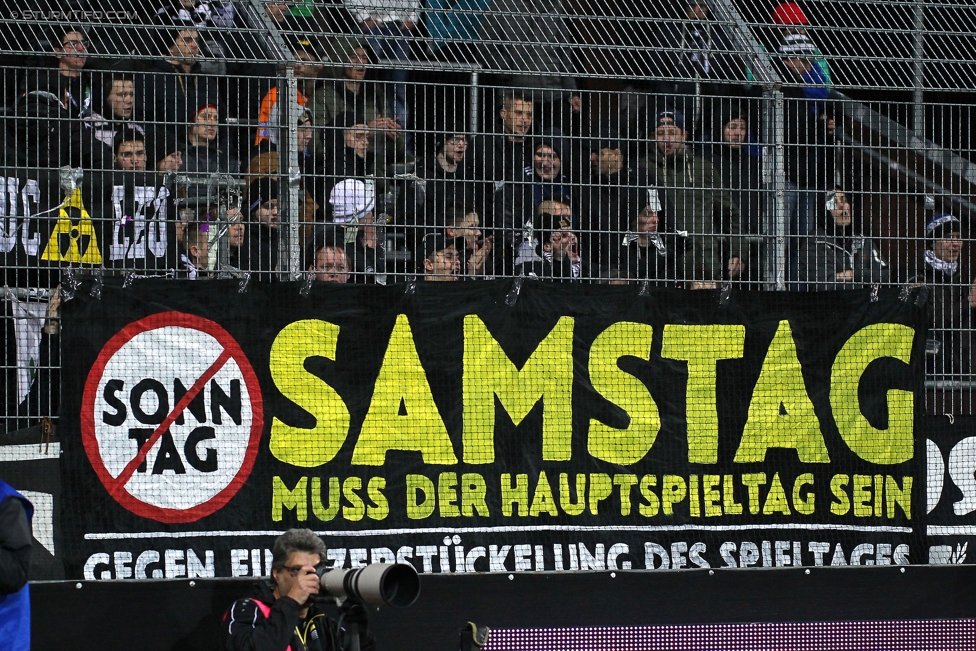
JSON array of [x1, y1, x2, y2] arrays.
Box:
[[316, 562, 420, 608]]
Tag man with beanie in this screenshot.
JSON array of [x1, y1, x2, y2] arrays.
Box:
[[248, 108, 318, 243], [908, 213, 975, 377], [798, 188, 887, 290], [647, 110, 743, 287], [0, 479, 32, 651], [240, 177, 280, 281], [650, 2, 742, 141], [770, 2, 833, 87], [778, 30, 835, 288], [711, 101, 764, 284], [329, 179, 385, 284]]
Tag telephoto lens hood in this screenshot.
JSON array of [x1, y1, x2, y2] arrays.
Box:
[[317, 563, 420, 608]]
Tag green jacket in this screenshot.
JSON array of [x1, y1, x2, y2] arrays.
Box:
[[646, 148, 743, 282]]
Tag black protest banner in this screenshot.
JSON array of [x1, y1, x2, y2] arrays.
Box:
[[85, 170, 177, 272], [59, 279, 926, 581], [920, 416, 976, 565], [0, 167, 177, 289], [0, 166, 67, 288]]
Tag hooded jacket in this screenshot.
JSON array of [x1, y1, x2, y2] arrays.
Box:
[[647, 146, 742, 282], [907, 250, 973, 375], [798, 211, 888, 290], [135, 58, 217, 127]]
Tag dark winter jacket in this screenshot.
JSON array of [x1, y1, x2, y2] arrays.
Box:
[[618, 232, 682, 286], [223, 579, 375, 651], [907, 251, 973, 375], [798, 223, 888, 290], [647, 148, 742, 281]]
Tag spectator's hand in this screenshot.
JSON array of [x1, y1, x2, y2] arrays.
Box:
[[969, 279, 976, 308], [821, 114, 836, 136], [835, 269, 854, 282], [400, 20, 415, 31], [689, 281, 717, 290], [361, 18, 382, 29], [569, 95, 582, 113], [468, 237, 493, 274], [286, 565, 320, 606], [368, 117, 402, 141], [728, 256, 743, 279]]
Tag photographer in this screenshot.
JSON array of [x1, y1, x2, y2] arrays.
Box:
[[223, 529, 374, 651]]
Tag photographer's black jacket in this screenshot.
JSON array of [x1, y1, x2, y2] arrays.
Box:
[[223, 580, 375, 651]]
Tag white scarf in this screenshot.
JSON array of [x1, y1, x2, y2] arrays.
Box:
[[181, 254, 199, 280], [925, 249, 958, 276]]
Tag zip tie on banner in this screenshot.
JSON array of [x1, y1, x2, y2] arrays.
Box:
[[238, 273, 252, 294], [719, 282, 732, 307], [505, 277, 524, 307], [638, 280, 651, 297], [300, 271, 314, 297], [915, 286, 930, 308], [122, 272, 136, 289], [61, 269, 80, 302], [403, 281, 417, 296], [870, 284, 880, 303], [89, 274, 103, 300]]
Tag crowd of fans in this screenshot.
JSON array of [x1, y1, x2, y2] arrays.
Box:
[[1, 0, 974, 430], [2, 0, 893, 289]]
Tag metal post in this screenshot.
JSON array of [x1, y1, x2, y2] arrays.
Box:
[[763, 89, 787, 291], [280, 67, 302, 279], [913, 1, 925, 139], [708, 0, 782, 87], [469, 70, 480, 136]]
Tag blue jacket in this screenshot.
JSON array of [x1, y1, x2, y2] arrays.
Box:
[[0, 480, 32, 651]]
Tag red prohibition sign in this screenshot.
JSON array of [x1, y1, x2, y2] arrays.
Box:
[[81, 311, 264, 523]]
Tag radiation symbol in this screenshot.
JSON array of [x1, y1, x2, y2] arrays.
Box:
[[40, 188, 102, 264]]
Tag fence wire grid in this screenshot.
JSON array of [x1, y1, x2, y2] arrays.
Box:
[[0, 0, 974, 436]]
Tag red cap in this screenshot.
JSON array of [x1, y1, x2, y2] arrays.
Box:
[[190, 104, 218, 122], [772, 2, 809, 25]]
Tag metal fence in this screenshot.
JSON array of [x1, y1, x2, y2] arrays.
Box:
[[1, 0, 974, 430]]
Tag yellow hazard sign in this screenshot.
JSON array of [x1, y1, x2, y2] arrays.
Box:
[[40, 188, 102, 264]]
